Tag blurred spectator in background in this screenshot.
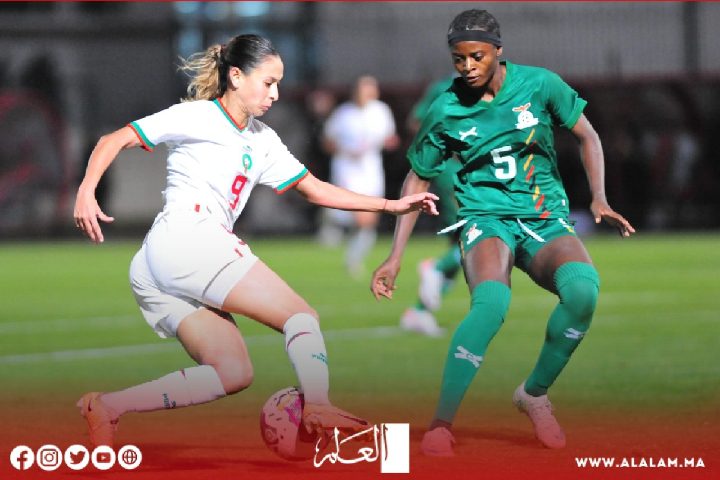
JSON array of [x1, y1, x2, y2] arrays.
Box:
[[644, 126, 701, 230], [303, 88, 337, 232], [317, 75, 400, 278], [304, 88, 336, 183], [0, 54, 68, 235]]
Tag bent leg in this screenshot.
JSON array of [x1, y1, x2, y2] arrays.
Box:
[[99, 308, 248, 418], [221, 260, 330, 405], [78, 308, 245, 447], [177, 307, 253, 394], [220, 259, 318, 330], [524, 236, 600, 396]]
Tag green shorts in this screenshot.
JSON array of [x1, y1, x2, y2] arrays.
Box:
[[458, 217, 577, 272]]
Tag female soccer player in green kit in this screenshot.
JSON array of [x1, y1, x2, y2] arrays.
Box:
[[371, 9, 635, 456]]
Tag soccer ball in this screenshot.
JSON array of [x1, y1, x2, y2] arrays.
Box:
[[259, 386, 320, 461]]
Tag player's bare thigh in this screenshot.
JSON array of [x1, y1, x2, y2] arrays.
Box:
[[221, 259, 318, 332], [463, 237, 514, 291], [526, 235, 593, 294]]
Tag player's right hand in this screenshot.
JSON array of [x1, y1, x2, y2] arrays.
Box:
[[74, 189, 115, 244], [386, 192, 439, 216], [370, 257, 401, 301]]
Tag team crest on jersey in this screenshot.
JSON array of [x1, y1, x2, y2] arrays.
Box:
[[242, 153, 253, 173], [512, 103, 539, 130], [465, 223, 483, 245]]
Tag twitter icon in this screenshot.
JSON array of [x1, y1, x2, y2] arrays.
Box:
[[64, 445, 90, 470]]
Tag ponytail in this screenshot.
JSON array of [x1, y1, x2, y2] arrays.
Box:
[[178, 34, 279, 102], [179, 44, 227, 102]]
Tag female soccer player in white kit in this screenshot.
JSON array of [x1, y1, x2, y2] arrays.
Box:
[[319, 75, 400, 276], [73, 34, 437, 448]]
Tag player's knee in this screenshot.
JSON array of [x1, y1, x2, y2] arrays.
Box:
[[283, 311, 320, 334], [470, 281, 512, 318], [555, 262, 600, 321], [214, 359, 254, 395]]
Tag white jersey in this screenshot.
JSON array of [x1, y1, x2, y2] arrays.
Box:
[[129, 99, 308, 229], [323, 99, 395, 196]]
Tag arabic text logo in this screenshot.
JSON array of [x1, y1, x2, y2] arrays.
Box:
[[313, 423, 409, 474]]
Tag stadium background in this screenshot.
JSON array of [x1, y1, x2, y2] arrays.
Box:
[[1, 1, 719, 237], [0, 3, 718, 480]]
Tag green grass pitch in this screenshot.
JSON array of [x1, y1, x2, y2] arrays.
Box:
[[0, 233, 718, 477]]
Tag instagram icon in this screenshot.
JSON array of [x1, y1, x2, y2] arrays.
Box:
[[36, 444, 62, 471]]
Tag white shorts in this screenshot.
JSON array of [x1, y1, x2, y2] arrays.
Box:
[[130, 208, 258, 338]]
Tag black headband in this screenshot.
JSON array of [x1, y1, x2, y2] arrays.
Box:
[[448, 30, 502, 47]]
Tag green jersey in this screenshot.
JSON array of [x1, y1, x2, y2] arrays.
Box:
[[408, 61, 586, 220]]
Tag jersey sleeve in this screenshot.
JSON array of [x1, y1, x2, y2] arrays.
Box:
[[258, 127, 309, 194], [543, 70, 587, 130], [128, 103, 191, 152], [407, 101, 449, 181]]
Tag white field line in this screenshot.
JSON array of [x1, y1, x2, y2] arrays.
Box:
[[0, 302, 389, 334], [0, 315, 139, 334], [0, 291, 706, 334], [0, 326, 405, 365]]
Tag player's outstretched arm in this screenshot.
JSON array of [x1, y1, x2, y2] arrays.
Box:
[[572, 114, 635, 237], [294, 172, 438, 216], [74, 126, 140, 243], [370, 171, 431, 301]]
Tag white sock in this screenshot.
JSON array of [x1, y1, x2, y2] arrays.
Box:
[[283, 313, 330, 405], [100, 365, 226, 417], [346, 227, 377, 268]]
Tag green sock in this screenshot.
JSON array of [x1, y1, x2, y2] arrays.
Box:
[[434, 281, 511, 424], [435, 245, 462, 280], [525, 262, 600, 396]]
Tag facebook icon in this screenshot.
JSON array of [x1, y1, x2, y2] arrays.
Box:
[[10, 445, 35, 470]]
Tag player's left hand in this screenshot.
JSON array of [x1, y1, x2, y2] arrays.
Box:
[[386, 192, 439, 216], [591, 200, 635, 237]]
